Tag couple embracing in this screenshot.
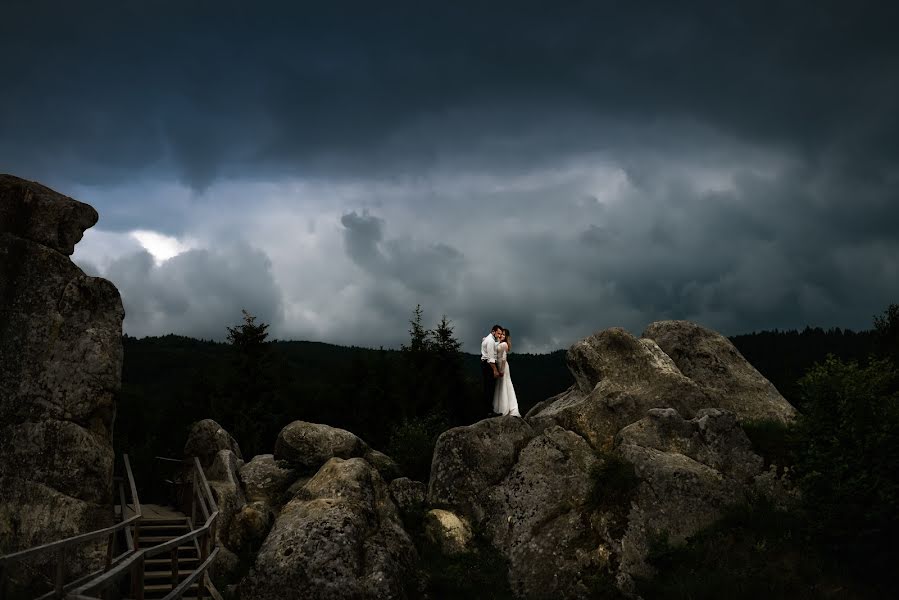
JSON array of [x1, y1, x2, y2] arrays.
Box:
[[480, 324, 521, 417]]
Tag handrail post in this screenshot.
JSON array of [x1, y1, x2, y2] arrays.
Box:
[[170, 547, 179, 591], [55, 547, 65, 597], [105, 531, 114, 570], [131, 553, 145, 600], [198, 532, 209, 600], [191, 467, 198, 527]]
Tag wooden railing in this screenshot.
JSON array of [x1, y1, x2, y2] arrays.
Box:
[[68, 457, 222, 600], [0, 454, 142, 600]]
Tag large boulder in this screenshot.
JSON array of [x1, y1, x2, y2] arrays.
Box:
[[206, 449, 243, 486], [642, 320, 797, 423], [208, 479, 246, 551], [423, 509, 473, 555], [363, 448, 401, 482], [199, 446, 246, 550], [388, 477, 426, 520], [240, 457, 419, 600], [0, 175, 122, 561], [427, 417, 535, 522], [274, 421, 368, 473], [482, 427, 601, 599], [239, 454, 299, 507], [426, 422, 607, 598], [184, 419, 243, 470], [423, 321, 790, 598], [227, 501, 275, 557], [609, 408, 766, 586], [528, 328, 709, 451]]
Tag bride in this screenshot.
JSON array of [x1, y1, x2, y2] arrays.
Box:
[[493, 328, 521, 417]]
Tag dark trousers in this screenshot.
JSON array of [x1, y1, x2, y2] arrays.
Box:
[[481, 360, 496, 412]]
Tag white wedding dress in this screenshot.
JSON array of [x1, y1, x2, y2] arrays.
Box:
[[492, 342, 521, 417]]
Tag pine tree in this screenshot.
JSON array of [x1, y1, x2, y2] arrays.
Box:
[[223, 309, 275, 456], [874, 303, 899, 363], [227, 309, 270, 351], [433, 315, 462, 355], [402, 304, 432, 354]]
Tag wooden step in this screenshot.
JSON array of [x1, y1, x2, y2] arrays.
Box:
[[137, 545, 199, 555], [146, 556, 199, 566], [144, 569, 196, 579], [139, 523, 191, 531], [138, 535, 197, 543], [139, 517, 190, 526], [144, 582, 199, 593]]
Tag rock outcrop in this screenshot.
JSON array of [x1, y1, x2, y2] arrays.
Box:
[[273, 420, 402, 481], [641, 320, 797, 423], [427, 322, 795, 597], [389, 477, 426, 521], [423, 509, 473, 555], [0, 175, 123, 561], [428, 417, 535, 521], [240, 457, 419, 600], [239, 454, 298, 508], [483, 426, 601, 598], [609, 408, 767, 588], [184, 419, 244, 470], [527, 327, 710, 451], [193, 319, 794, 599], [192, 420, 421, 599]]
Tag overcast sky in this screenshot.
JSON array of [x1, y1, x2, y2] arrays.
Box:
[[3, 0, 898, 352]]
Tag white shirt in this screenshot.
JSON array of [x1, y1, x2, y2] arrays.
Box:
[[481, 333, 498, 363]]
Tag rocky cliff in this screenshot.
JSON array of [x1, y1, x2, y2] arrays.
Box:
[[203, 321, 795, 599], [428, 322, 796, 597], [0, 175, 124, 557]]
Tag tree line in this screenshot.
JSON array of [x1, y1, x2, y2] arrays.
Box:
[[116, 304, 896, 502]]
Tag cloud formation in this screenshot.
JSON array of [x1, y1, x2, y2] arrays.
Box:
[[76, 241, 284, 340], [6, 1, 899, 351]]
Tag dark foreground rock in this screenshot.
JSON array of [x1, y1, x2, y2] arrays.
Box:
[[184, 419, 244, 469], [642, 320, 797, 423], [0, 175, 123, 570], [528, 327, 710, 451], [240, 457, 419, 600], [428, 323, 793, 598]]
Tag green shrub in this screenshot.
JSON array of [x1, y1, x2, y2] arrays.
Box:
[[639, 352, 899, 599], [636, 497, 827, 600], [742, 418, 797, 470], [417, 523, 514, 599], [386, 410, 449, 482], [792, 355, 899, 571]]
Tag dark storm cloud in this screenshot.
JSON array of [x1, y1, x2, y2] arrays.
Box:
[[2, 0, 898, 190], [4, 0, 899, 349], [340, 210, 465, 296], [327, 152, 899, 353]]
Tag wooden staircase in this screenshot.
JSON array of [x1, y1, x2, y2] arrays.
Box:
[[0, 456, 222, 600], [137, 514, 206, 599]]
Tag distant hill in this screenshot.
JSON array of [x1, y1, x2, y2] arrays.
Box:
[[120, 325, 876, 426], [116, 325, 878, 500]]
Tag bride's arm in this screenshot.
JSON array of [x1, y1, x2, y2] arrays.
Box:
[[498, 342, 508, 371]]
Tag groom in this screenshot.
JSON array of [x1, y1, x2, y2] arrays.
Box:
[[481, 324, 504, 413]]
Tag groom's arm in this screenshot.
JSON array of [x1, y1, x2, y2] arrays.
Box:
[[486, 338, 500, 377]]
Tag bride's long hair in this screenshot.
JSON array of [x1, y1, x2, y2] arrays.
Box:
[[503, 328, 512, 352]]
